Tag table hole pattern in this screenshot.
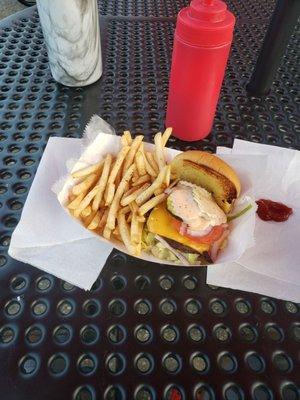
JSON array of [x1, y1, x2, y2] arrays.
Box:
[[0, 3, 299, 400]]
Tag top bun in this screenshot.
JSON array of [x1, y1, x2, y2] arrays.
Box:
[[170, 151, 241, 213], [171, 150, 241, 197]]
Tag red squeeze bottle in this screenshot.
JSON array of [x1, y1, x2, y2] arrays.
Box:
[[166, 0, 235, 141]]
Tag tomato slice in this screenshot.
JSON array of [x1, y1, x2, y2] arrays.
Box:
[[185, 225, 225, 244], [170, 216, 225, 244], [170, 217, 182, 232]]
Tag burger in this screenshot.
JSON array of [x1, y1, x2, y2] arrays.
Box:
[[142, 151, 241, 265]]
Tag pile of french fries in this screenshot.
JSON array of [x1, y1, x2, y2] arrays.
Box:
[[67, 128, 173, 256]]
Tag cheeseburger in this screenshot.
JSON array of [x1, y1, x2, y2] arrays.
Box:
[[142, 151, 241, 265]]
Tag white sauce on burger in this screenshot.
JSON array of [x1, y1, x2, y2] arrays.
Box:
[[167, 181, 227, 234]]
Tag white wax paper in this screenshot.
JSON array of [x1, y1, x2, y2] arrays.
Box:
[[8, 136, 113, 290], [232, 140, 300, 285], [207, 140, 300, 302]]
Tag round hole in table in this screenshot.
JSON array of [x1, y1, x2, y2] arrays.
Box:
[[107, 324, 126, 344], [80, 325, 99, 345], [106, 353, 126, 375], [0, 324, 17, 345], [77, 353, 97, 375], [19, 353, 39, 377], [135, 324, 152, 344], [52, 325, 72, 345]]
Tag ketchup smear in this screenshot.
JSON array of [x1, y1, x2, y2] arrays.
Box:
[[256, 199, 293, 222]]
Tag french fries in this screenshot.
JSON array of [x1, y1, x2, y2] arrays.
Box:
[[107, 146, 130, 186], [162, 127, 173, 147], [67, 127, 174, 256], [123, 130, 132, 145], [130, 213, 140, 244], [142, 152, 157, 177], [117, 213, 136, 255], [72, 173, 97, 196], [121, 183, 150, 207], [92, 154, 113, 211], [88, 210, 102, 230], [146, 152, 159, 174], [67, 193, 85, 210], [138, 193, 167, 216], [135, 166, 168, 205], [132, 174, 151, 187], [122, 135, 143, 176], [81, 205, 92, 217], [106, 164, 136, 230], [154, 132, 166, 170], [135, 151, 146, 176], [71, 160, 104, 179], [165, 165, 171, 187]]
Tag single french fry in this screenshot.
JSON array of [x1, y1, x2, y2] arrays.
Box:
[[121, 183, 150, 207], [121, 135, 128, 147], [71, 160, 104, 179], [113, 233, 122, 242], [138, 193, 167, 216], [107, 146, 130, 186], [135, 242, 142, 256], [99, 209, 109, 230], [117, 213, 135, 255], [119, 205, 131, 215], [165, 165, 171, 187], [74, 185, 100, 217], [103, 226, 112, 240], [106, 164, 136, 230], [124, 130, 132, 145], [81, 205, 92, 217], [132, 174, 151, 187], [115, 166, 122, 187], [135, 166, 167, 205], [142, 152, 156, 177], [69, 193, 76, 202], [146, 152, 159, 174], [123, 181, 130, 195], [129, 201, 139, 214], [162, 127, 173, 147], [92, 154, 113, 211], [88, 210, 102, 230], [82, 210, 97, 227], [123, 185, 139, 199], [122, 135, 144, 176], [138, 142, 144, 155], [132, 167, 139, 182], [113, 226, 120, 236], [135, 151, 147, 176], [67, 192, 85, 210], [137, 220, 144, 241], [154, 132, 166, 170], [154, 187, 165, 196], [135, 221, 145, 256], [130, 213, 140, 244], [168, 178, 179, 191], [105, 183, 115, 206], [72, 173, 97, 196]]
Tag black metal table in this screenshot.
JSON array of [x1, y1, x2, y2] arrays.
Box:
[[0, 1, 299, 399]]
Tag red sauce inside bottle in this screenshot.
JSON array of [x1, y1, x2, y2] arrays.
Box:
[[170, 388, 182, 400], [256, 199, 293, 222]]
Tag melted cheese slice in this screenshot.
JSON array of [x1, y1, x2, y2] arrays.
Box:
[[147, 203, 209, 253]]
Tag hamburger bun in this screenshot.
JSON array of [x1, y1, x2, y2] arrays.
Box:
[[170, 151, 241, 213]]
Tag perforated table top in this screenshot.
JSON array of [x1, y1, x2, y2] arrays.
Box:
[[0, 2, 299, 400]]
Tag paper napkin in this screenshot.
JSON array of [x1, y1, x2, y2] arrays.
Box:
[[207, 140, 300, 302]]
